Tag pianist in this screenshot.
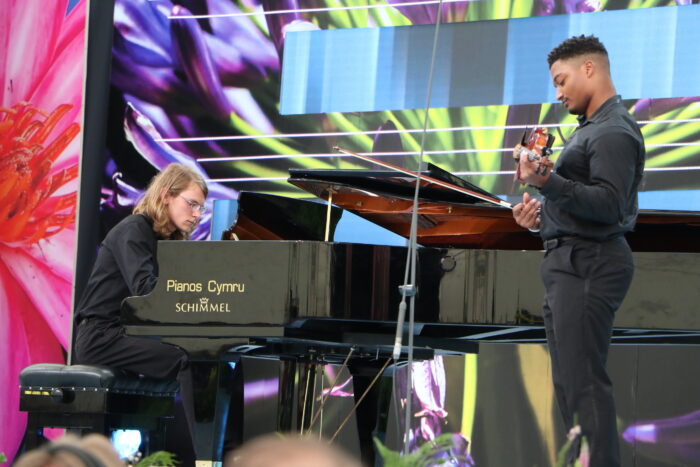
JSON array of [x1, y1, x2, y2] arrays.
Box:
[[512, 35, 645, 466], [73, 163, 207, 451]]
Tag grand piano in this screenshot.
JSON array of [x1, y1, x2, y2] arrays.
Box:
[[123, 166, 700, 464]]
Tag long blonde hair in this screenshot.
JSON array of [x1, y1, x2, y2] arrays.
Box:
[[14, 434, 124, 467], [134, 163, 208, 240]]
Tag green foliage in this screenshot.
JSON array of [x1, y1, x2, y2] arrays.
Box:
[[374, 434, 471, 467], [555, 435, 589, 467], [375, 429, 590, 467], [0, 452, 6, 464], [135, 451, 179, 467]]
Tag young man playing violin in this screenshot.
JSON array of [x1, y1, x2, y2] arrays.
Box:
[[512, 35, 645, 466]]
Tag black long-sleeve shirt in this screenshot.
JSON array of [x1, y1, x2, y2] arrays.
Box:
[[75, 214, 161, 324], [539, 95, 645, 241]]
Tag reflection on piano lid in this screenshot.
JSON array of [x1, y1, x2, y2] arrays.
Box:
[[212, 192, 343, 241], [288, 167, 700, 252], [124, 241, 700, 347], [213, 192, 408, 246]]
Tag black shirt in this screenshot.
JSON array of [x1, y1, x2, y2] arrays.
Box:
[[75, 214, 161, 324], [539, 95, 645, 241]]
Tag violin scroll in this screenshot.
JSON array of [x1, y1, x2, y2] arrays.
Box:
[[515, 127, 555, 164], [514, 127, 555, 181]]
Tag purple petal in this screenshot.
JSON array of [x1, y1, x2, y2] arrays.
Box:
[[100, 168, 143, 229], [124, 102, 202, 171], [632, 96, 700, 119], [322, 376, 354, 398], [122, 103, 238, 239], [113, 0, 174, 67], [623, 423, 657, 444], [243, 378, 280, 404], [123, 103, 236, 197], [113, 172, 143, 206], [534, 0, 555, 16], [261, 0, 301, 52], [124, 94, 229, 158], [205, 34, 276, 87], [170, 4, 231, 120], [563, 0, 601, 13], [413, 356, 446, 410], [389, 1, 436, 25], [622, 410, 700, 465], [372, 120, 404, 154], [208, 0, 278, 63], [623, 409, 700, 444], [111, 49, 194, 112]]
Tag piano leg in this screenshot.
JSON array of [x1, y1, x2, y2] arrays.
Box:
[[187, 351, 395, 465], [347, 362, 387, 466], [188, 359, 239, 465], [277, 358, 299, 432], [286, 358, 386, 464]]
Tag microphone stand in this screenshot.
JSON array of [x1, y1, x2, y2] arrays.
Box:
[[394, 0, 445, 455]]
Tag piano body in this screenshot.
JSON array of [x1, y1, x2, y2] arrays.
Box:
[[123, 168, 700, 464]]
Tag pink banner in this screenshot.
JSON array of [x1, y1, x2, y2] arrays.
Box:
[[0, 0, 86, 461]]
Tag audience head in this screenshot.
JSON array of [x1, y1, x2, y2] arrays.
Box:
[[13, 434, 124, 467], [224, 434, 363, 467]]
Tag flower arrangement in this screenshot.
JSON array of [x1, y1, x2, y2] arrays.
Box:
[[374, 433, 475, 466], [374, 427, 590, 466], [127, 450, 179, 467]]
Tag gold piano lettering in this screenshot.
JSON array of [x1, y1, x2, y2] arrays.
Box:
[[166, 279, 202, 293], [175, 297, 231, 313], [175, 302, 197, 312], [208, 280, 245, 295]]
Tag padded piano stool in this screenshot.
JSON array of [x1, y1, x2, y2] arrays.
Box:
[[19, 363, 178, 452]]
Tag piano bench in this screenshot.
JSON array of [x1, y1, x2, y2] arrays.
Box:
[[18, 363, 178, 452]]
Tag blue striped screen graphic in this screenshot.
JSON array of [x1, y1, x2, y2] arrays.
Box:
[[280, 5, 700, 115]]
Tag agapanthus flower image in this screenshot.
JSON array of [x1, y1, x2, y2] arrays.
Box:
[[106, 0, 700, 211], [106, 0, 347, 236], [393, 356, 475, 464], [0, 0, 85, 460], [623, 409, 700, 464]]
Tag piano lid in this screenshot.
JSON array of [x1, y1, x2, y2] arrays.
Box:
[[288, 167, 700, 252], [220, 191, 343, 241]]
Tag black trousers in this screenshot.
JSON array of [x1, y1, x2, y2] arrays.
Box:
[[540, 236, 633, 467], [73, 320, 195, 453], [73, 319, 188, 379]]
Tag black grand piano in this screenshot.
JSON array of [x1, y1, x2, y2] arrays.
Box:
[[123, 168, 700, 464]]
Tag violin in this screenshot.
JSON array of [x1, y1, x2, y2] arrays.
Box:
[[514, 127, 555, 182]]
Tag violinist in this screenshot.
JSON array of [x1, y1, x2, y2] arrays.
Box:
[[512, 35, 645, 466]]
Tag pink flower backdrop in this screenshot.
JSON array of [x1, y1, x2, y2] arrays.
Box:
[[0, 0, 86, 460]]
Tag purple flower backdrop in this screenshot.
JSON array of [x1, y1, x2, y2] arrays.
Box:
[[105, 0, 700, 239]]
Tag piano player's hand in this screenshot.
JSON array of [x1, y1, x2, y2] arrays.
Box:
[[513, 192, 541, 231]]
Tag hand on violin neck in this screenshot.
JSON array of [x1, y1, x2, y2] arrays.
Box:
[[516, 150, 552, 188]]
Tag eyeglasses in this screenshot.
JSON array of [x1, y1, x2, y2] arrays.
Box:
[[179, 195, 207, 214]]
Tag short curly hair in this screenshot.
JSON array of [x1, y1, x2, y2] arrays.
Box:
[[547, 35, 608, 67]]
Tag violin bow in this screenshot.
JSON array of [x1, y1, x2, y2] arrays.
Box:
[[333, 146, 512, 209]]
